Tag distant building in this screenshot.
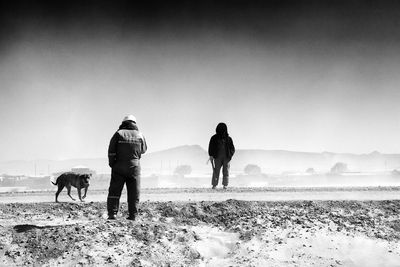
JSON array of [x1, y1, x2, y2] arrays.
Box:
[[71, 165, 96, 175], [0, 174, 25, 186]]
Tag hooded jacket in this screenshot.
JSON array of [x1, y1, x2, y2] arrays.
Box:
[[108, 121, 147, 169], [208, 123, 235, 160]]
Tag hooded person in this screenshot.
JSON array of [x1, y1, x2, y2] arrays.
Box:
[[208, 122, 235, 189], [107, 115, 147, 220]]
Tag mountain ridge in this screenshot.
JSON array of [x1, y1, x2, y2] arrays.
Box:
[[1, 145, 397, 163], [1, 145, 400, 175]]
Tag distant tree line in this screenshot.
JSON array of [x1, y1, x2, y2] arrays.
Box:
[[244, 164, 262, 175], [174, 165, 192, 177]]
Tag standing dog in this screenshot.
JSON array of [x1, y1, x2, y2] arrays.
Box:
[[51, 172, 91, 202]]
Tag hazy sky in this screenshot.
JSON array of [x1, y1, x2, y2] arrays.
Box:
[[1, 0, 400, 161]]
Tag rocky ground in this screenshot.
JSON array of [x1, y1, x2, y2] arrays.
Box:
[[1, 199, 400, 266]]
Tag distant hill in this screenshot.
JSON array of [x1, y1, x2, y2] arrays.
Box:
[[232, 150, 400, 173], [141, 145, 208, 174], [1, 145, 400, 175]]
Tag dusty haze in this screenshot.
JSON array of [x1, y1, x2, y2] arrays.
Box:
[[1, 0, 400, 161]]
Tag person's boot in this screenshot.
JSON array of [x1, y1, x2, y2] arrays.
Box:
[[126, 215, 136, 221], [107, 197, 119, 220], [127, 201, 138, 221]]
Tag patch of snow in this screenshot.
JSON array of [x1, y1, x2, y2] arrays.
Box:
[[191, 225, 239, 266]]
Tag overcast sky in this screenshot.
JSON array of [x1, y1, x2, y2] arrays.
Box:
[[1, 0, 400, 161]]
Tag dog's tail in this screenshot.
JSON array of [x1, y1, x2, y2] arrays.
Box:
[[50, 175, 61, 185]]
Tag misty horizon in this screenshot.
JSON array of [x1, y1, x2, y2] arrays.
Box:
[[0, 143, 397, 163]]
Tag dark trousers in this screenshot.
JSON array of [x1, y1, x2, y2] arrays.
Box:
[[107, 165, 140, 217], [212, 158, 230, 186]]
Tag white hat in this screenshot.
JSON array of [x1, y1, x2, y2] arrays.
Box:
[[122, 115, 136, 122]]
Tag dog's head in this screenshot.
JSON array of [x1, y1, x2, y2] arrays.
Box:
[[80, 173, 91, 188]]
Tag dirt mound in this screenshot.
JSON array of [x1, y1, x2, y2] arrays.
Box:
[[1, 200, 400, 266]]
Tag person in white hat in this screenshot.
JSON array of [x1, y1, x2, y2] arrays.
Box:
[[107, 115, 147, 220]]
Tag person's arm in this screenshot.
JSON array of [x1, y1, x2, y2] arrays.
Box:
[[141, 135, 148, 154], [208, 136, 218, 163], [208, 136, 214, 158], [108, 132, 118, 167], [229, 137, 235, 158]]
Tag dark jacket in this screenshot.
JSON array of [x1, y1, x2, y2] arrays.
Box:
[[208, 123, 235, 160], [108, 121, 147, 169]]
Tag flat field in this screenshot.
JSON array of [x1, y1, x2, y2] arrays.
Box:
[[1, 187, 400, 266]]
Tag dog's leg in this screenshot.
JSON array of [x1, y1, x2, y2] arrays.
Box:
[[77, 186, 84, 202], [67, 185, 76, 201], [55, 185, 65, 203], [82, 185, 88, 199]]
